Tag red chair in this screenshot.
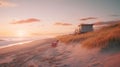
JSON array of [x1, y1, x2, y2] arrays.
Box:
[[51, 40, 59, 47]]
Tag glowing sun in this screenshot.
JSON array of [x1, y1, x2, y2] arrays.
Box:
[[16, 30, 29, 37]]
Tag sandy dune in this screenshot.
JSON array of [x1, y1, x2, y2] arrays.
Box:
[[0, 38, 120, 67]]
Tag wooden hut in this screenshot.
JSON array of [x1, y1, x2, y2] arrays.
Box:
[[79, 24, 93, 33]]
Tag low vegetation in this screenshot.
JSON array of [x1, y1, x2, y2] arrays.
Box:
[[57, 23, 120, 50], [56, 31, 95, 43]]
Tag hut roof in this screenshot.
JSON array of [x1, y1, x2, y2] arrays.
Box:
[[78, 24, 93, 27]]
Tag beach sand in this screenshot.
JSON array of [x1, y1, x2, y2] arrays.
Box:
[[0, 38, 120, 67]]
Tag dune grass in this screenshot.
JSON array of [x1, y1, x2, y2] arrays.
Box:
[[57, 23, 120, 49], [56, 31, 96, 43], [82, 25, 120, 49]]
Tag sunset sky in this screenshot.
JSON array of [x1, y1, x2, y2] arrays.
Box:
[[0, 0, 120, 37]]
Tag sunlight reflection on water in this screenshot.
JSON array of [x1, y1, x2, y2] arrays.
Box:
[[0, 41, 32, 49], [0, 36, 54, 48]]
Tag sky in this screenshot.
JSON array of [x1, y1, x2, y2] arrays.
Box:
[[0, 0, 120, 37]]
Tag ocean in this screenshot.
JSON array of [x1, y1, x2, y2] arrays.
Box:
[[0, 36, 54, 48]]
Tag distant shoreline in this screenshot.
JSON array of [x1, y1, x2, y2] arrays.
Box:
[[0, 36, 55, 48], [0, 41, 33, 49], [0, 38, 56, 54]]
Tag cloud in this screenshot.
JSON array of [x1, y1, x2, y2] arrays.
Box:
[[80, 17, 97, 21], [54, 22, 72, 26], [109, 14, 120, 17], [11, 18, 40, 24], [31, 32, 63, 36], [0, 0, 16, 7], [94, 20, 120, 25]]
